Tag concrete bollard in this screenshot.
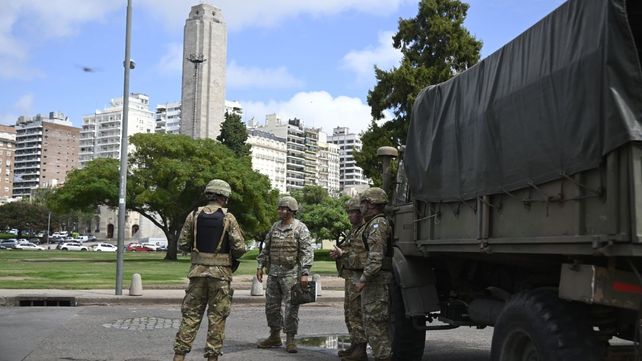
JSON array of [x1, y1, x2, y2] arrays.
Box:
[[313, 274, 322, 296], [250, 275, 264, 296], [129, 273, 143, 296]]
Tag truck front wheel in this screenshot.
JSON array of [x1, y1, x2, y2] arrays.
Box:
[[491, 288, 604, 361]]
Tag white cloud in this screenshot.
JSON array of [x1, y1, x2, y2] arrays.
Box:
[[241, 91, 376, 135], [0, 94, 34, 124], [227, 61, 304, 90], [342, 31, 402, 81], [156, 42, 183, 73], [137, 0, 414, 31]]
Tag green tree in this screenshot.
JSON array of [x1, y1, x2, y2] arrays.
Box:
[[291, 185, 350, 242], [48, 133, 278, 260], [217, 111, 251, 157], [355, 0, 482, 183], [0, 201, 49, 236]]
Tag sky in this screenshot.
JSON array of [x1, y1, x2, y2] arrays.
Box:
[[0, 0, 566, 136]]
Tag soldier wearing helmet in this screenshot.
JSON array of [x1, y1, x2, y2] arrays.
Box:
[[173, 179, 246, 361], [346, 187, 393, 361], [256, 195, 313, 353], [330, 197, 368, 359]]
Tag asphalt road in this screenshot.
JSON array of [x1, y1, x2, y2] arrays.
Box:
[[0, 302, 492, 361]]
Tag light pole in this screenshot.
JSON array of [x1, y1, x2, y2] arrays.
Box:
[[116, 0, 134, 295], [187, 53, 206, 138]]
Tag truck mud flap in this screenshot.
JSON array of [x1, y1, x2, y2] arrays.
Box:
[[392, 247, 440, 317]]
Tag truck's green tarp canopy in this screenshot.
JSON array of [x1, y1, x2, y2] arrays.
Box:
[[405, 0, 642, 202]]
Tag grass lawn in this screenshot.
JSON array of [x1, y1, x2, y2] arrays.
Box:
[[0, 249, 338, 289]]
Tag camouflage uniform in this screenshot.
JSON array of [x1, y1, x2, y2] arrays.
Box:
[[174, 201, 246, 358], [257, 219, 313, 336], [337, 221, 368, 346], [359, 212, 393, 359]]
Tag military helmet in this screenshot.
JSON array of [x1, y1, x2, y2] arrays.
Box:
[[345, 198, 361, 211], [360, 187, 388, 205], [278, 196, 299, 212], [204, 179, 231, 197]]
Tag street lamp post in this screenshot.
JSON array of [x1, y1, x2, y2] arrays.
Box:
[[187, 53, 206, 138], [116, 0, 134, 295]]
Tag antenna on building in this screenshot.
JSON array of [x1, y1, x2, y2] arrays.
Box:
[[187, 53, 207, 138]]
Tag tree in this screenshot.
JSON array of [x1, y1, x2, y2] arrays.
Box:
[[48, 133, 278, 260], [355, 0, 482, 183], [291, 185, 350, 242], [217, 111, 251, 158], [0, 201, 49, 236]]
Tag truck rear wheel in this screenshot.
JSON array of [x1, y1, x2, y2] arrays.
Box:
[[391, 273, 426, 361], [491, 288, 604, 361]]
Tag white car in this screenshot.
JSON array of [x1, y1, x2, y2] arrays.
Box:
[[141, 242, 159, 251], [58, 242, 89, 251], [92, 243, 117, 252], [15, 242, 45, 251]]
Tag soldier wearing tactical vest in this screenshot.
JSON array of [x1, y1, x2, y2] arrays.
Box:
[[347, 187, 393, 361], [256, 196, 314, 353], [331, 197, 368, 360], [173, 179, 246, 361]]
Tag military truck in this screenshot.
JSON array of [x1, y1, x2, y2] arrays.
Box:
[[383, 0, 642, 360]]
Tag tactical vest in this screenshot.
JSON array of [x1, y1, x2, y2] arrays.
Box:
[[362, 214, 393, 271], [345, 222, 368, 270], [268, 220, 301, 270], [190, 207, 231, 266]]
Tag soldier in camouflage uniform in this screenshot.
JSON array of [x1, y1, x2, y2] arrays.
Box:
[[173, 179, 247, 361], [256, 196, 314, 353], [345, 187, 393, 361], [331, 197, 368, 360]]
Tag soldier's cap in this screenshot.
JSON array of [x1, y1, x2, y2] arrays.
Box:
[[278, 196, 299, 212], [204, 179, 231, 197], [360, 187, 388, 205], [345, 198, 361, 211]]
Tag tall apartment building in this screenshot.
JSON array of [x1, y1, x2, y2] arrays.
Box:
[[304, 128, 319, 186], [317, 132, 340, 197], [80, 93, 155, 168], [13, 112, 80, 199], [155, 101, 181, 134], [247, 128, 287, 193], [0, 125, 16, 202], [261, 114, 306, 192], [155, 100, 242, 134], [328, 127, 369, 195], [181, 3, 227, 140]]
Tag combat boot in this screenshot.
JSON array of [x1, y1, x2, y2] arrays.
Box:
[[341, 343, 368, 361], [207, 356, 218, 361], [257, 330, 282, 348], [286, 334, 298, 353], [338, 343, 356, 357], [172, 353, 185, 361]]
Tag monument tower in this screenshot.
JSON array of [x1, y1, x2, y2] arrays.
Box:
[[180, 3, 227, 139]]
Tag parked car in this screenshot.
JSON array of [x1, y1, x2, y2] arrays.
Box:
[[58, 242, 89, 251], [140, 242, 159, 251], [92, 243, 117, 252], [15, 242, 45, 251], [0, 239, 18, 249], [126, 243, 150, 252]]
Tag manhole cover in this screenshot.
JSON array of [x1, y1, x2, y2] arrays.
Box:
[[102, 317, 180, 331]]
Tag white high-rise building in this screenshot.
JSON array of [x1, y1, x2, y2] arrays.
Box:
[[80, 93, 155, 168], [328, 127, 369, 195], [260, 114, 306, 193], [317, 132, 340, 197], [180, 4, 227, 140], [155, 102, 181, 134], [247, 129, 287, 193]]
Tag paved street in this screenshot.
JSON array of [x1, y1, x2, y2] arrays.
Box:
[[0, 302, 492, 361]]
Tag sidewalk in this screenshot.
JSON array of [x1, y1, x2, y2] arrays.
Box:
[[0, 275, 345, 307]]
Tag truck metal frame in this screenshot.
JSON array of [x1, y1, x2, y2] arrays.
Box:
[[386, 0, 642, 360]]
